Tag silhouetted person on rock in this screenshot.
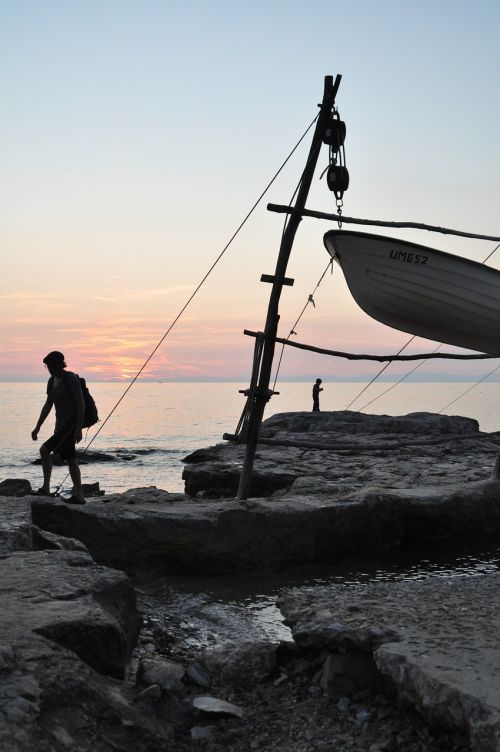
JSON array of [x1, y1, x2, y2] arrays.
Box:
[[31, 351, 86, 504], [312, 378, 323, 412]]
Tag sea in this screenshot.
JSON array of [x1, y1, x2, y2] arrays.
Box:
[[2, 380, 500, 496], [3, 379, 500, 648]]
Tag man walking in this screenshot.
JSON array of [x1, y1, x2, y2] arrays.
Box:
[[31, 351, 86, 504], [312, 378, 323, 412]]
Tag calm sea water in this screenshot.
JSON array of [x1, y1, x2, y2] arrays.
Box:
[[1, 380, 500, 495]]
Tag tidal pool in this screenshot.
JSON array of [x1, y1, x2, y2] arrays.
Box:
[[132, 541, 500, 657]]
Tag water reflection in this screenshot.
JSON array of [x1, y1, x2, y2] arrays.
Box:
[[135, 541, 500, 653]]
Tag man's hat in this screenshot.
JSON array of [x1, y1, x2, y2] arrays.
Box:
[[43, 351, 65, 366]]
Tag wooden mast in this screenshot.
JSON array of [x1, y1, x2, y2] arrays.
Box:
[[236, 74, 342, 500]]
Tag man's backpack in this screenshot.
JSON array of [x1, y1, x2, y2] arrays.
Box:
[[48, 374, 99, 428], [78, 376, 99, 428]]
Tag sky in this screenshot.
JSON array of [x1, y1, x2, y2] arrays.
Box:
[[2, 0, 500, 383]]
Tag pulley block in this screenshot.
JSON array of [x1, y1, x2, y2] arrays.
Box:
[[326, 165, 349, 196], [323, 117, 346, 149]]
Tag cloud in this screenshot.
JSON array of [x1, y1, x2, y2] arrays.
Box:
[[0, 292, 65, 301], [120, 284, 196, 299]]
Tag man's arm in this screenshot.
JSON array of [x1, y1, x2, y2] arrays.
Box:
[[32, 398, 53, 441]]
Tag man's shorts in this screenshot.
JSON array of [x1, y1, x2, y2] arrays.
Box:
[[42, 421, 77, 461]]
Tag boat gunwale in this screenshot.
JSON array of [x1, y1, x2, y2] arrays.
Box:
[[323, 229, 500, 278]]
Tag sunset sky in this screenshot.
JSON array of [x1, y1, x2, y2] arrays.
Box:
[[2, 1, 500, 383]]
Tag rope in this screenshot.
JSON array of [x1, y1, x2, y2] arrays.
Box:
[[271, 258, 334, 391], [438, 363, 500, 414], [357, 343, 443, 412], [53, 112, 321, 494], [345, 335, 416, 410]]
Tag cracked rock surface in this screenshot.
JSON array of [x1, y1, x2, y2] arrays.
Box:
[[279, 574, 500, 751]]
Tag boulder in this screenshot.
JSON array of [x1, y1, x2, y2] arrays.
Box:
[[203, 640, 278, 687], [137, 657, 186, 695], [0, 550, 141, 678], [0, 550, 179, 751]]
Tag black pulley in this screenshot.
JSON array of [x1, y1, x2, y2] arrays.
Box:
[[323, 118, 346, 148], [326, 165, 349, 195]]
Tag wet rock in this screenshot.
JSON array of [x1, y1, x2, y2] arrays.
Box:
[[192, 695, 244, 719], [31, 449, 110, 465], [0, 478, 33, 496]]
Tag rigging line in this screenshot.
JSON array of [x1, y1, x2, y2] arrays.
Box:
[[346, 241, 500, 414], [357, 343, 443, 413], [53, 113, 322, 494], [83, 113, 321, 449], [272, 258, 334, 391], [280, 113, 322, 241], [345, 335, 417, 410], [438, 363, 500, 413], [481, 241, 500, 264]]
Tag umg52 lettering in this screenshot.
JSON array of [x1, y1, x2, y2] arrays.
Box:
[[389, 248, 428, 264]]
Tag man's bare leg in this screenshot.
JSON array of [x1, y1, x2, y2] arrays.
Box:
[[68, 459, 85, 502], [39, 445, 52, 493]]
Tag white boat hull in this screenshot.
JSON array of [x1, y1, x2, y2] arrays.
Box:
[[323, 230, 500, 355]]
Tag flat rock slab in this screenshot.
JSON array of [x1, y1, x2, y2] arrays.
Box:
[[0, 550, 141, 678], [0, 497, 32, 554], [0, 550, 177, 752], [279, 574, 500, 751], [183, 410, 500, 498], [28, 478, 500, 573]]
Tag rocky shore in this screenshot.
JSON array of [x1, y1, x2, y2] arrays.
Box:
[[2, 411, 500, 750]]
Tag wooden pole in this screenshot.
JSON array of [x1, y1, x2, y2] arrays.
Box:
[[236, 74, 342, 499], [266, 204, 500, 243], [243, 330, 499, 361]]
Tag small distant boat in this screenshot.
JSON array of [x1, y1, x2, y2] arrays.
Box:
[[324, 230, 500, 355]]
